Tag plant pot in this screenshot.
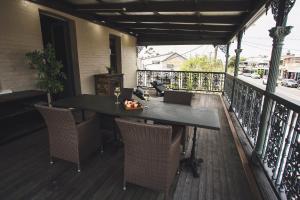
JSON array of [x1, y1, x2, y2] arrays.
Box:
[[47, 92, 52, 107]]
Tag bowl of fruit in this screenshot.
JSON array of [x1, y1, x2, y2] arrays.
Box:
[[123, 99, 143, 111]]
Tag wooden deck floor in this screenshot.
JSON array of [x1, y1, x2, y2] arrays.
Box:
[[0, 94, 255, 200]]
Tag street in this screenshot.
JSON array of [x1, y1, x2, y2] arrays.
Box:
[[238, 76, 300, 105]]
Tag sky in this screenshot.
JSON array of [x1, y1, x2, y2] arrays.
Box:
[[139, 1, 300, 61]]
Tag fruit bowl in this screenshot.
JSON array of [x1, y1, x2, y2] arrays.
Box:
[[123, 99, 143, 111]]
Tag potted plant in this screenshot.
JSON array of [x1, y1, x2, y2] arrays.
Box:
[[25, 44, 66, 107], [106, 66, 113, 74]]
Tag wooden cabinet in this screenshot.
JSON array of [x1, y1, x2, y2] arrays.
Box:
[[94, 74, 123, 96], [0, 90, 46, 144]]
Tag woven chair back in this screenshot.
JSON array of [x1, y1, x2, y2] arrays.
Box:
[[163, 91, 192, 105]]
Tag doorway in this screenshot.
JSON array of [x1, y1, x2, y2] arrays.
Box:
[[109, 35, 122, 74], [39, 12, 80, 99]]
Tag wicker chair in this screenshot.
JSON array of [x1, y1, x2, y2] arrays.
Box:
[[120, 88, 133, 101], [115, 118, 182, 200], [163, 90, 193, 154], [35, 104, 103, 172]]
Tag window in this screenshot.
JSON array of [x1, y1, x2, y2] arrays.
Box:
[[167, 64, 174, 68]]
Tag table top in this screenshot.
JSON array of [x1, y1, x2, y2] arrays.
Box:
[[54, 94, 220, 130]]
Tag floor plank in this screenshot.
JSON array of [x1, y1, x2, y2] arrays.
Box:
[[0, 94, 256, 200]]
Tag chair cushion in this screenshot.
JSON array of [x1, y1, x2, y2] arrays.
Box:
[[152, 80, 163, 86], [133, 87, 145, 100], [156, 85, 166, 93]]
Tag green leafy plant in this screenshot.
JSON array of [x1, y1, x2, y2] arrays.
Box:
[[186, 80, 193, 92], [180, 55, 224, 72], [227, 56, 246, 74], [25, 44, 66, 106]]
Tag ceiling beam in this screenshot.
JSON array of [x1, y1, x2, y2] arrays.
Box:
[[137, 35, 226, 40], [135, 30, 228, 36], [114, 23, 236, 32], [137, 37, 226, 45], [96, 15, 242, 25], [76, 1, 252, 12], [27, 0, 132, 36]]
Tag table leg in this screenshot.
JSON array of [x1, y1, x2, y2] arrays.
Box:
[[180, 126, 203, 178], [81, 109, 85, 121]]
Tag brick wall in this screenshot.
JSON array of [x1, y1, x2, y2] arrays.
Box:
[[0, 0, 137, 94]]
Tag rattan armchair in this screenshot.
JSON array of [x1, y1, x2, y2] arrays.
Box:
[[163, 90, 193, 154], [35, 104, 103, 172], [115, 118, 182, 200]]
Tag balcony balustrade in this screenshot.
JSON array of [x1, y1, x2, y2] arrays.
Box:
[[223, 74, 299, 200], [137, 70, 225, 92]]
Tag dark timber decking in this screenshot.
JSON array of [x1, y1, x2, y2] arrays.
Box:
[[0, 94, 255, 200]]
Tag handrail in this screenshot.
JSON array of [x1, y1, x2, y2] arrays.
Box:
[[137, 70, 225, 92], [224, 73, 300, 111], [137, 69, 225, 74]]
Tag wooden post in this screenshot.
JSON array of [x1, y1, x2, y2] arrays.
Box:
[[229, 32, 243, 111], [252, 0, 295, 161]]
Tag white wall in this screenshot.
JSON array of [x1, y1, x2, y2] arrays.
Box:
[[0, 0, 137, 94]]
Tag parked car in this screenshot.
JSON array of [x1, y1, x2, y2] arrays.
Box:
[[262, 76, 279, 85], [262, 77, 268, 85], [281, 79, 298, 88], [251, 73, 260, 79]]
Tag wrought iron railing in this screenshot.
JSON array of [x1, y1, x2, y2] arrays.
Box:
[[137, 70, 225, 92], [224, 74, 300, 200], [228, 74, 265, 146], [224, 74, 234, 104]]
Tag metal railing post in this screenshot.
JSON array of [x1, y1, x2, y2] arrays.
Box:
[[229, 32, 243, 112], [222, 43, 230, 95], [253, 0, 295, 160]]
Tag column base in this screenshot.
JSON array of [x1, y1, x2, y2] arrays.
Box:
[[251, 151, 262, 166]]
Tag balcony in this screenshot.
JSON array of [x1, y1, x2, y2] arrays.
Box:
[[0, 0, 298, 200]]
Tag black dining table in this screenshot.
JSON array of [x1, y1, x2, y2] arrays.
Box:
[[54, 94, 220, 177]]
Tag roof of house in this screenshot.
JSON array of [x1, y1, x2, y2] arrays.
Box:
[[141, 52, 186, 61]]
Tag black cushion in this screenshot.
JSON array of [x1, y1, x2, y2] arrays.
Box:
[[156, 85, 166, 93], [152, 80, 163, 86], [133, 87, 145, 100]]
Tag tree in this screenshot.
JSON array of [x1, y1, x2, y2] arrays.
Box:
[[227, 56, 246, 74], [180, 55, 224, 72]]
